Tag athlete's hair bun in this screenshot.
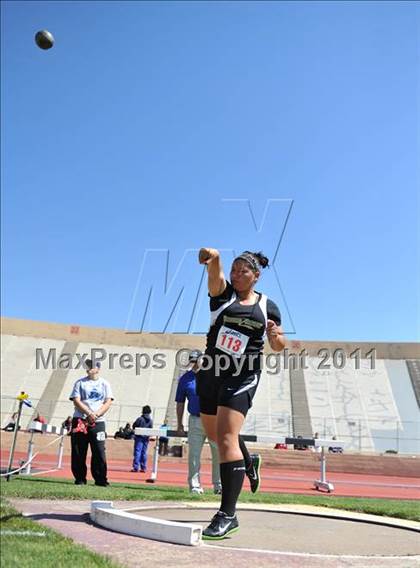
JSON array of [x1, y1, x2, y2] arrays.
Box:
[[255, 252, 269, 269], [250, 251, 269, 269]]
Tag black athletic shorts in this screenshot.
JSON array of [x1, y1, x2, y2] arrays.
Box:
[[196, 368, 261, 417]]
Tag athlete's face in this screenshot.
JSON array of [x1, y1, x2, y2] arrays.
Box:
[[230, 260, 259, 293]]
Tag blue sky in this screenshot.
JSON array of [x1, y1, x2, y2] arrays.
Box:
[[1, 1, 419, 342]]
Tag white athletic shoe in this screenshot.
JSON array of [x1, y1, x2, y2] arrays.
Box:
[[190, 487, 204, 495]]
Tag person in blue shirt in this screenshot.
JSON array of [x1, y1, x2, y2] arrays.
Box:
[[175, 350, 221, 495], [131, 405, 153, 472]]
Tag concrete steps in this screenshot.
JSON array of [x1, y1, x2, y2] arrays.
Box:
[[406, 360, 420, 409], [289, 368, 312, 437]]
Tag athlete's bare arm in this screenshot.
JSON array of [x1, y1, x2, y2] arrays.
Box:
[[198, 247, 227, 297]]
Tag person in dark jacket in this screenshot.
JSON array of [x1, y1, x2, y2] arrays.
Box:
[[123, 422, 134, 439], [131, 405, 153, 472], [114, 427, 125, 439]]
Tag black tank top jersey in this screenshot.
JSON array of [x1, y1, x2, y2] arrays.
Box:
[[204, 281, 281, 377]]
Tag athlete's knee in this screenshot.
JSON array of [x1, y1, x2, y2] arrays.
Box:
[[217, 432, 239, 454]]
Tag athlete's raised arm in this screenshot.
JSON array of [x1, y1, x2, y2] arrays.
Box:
[[198, 247, 227, 297]]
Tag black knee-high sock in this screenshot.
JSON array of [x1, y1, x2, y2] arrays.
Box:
[[219, 460, 245, 517], [238, 435, 252, 471]]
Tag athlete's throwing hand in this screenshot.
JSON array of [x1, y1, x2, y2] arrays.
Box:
[[199, 248, 219, 265], [267, 319, 281, 339]]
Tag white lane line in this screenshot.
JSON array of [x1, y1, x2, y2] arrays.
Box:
[[203, 543, 420, 560], [1, 530, 47, 537]]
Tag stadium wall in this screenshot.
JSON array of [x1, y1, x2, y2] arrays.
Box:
[[1, 317, 419, 454]]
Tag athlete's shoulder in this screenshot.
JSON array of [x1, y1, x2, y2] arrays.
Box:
[[266, 298, 281, 325]]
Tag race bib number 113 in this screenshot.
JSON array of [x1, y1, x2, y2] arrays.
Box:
[[216, 326, 249, 358]]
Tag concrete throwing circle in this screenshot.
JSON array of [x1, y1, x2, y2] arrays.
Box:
[[126, 505, 420, 557]]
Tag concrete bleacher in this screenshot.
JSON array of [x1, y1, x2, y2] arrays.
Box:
[[1, 317, 419, 454], [304, 356, 420, 454], [358, 359, 404, 453], [305, 358, 403, 452], [384, 359, 420, 454], [1, 334, 66, 428]]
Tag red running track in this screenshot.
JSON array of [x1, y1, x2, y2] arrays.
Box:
[[3, 451, 420, 500]]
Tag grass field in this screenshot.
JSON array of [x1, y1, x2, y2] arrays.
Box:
[[2, 476, 419, 521]]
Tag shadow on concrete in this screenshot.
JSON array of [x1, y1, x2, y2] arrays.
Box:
[[27, 512, 91, 524]]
